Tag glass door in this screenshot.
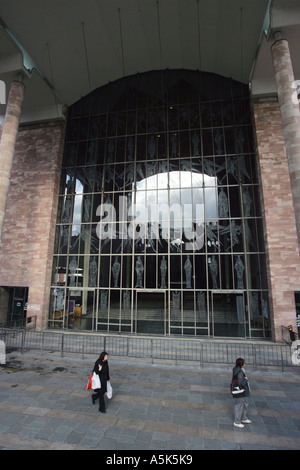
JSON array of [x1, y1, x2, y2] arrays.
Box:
[[68, 288, 96, 330], [211, 291, 246, 337], [135, 290, 166, 335]]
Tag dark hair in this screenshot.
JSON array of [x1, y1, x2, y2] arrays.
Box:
[[99, 351, 108, 362], [235, 357, 245, 368]]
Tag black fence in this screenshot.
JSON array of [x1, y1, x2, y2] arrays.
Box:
[[1, 327, 299, 371], [0, 315, 37, 331]]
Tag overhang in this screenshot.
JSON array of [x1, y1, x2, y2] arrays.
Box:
[[0, 0, 298, 123]]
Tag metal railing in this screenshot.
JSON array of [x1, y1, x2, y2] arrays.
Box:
[[0, 315, 37, 331], [1, 328, 298, 371]]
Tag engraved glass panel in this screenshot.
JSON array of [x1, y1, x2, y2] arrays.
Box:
[[51, 70, 269, 337]]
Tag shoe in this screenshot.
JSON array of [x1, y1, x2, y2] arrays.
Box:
[[99, 410, 106, 413], [242, 419, 252, 424], [234, 422, 244, 428]]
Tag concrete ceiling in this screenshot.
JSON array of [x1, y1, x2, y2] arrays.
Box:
[[251, 0, 300, 96], [0, 0, 299, 123]]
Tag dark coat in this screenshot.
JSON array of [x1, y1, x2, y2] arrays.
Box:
[[93, 359, 110, 393], [232, 365, 250, 397]]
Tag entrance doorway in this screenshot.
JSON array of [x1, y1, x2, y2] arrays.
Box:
[[68, 288, 96, 330], [135, 290, 166, 334], [211, 291, 246, 337], [0, 286, 28, 326]]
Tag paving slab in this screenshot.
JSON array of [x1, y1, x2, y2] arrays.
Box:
[[0, 349, 300, 453]]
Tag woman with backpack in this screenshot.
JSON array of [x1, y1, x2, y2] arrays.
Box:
[[232, 357, 251, 428]]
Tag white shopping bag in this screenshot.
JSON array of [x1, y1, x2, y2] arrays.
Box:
[[106, 381, 113, 399], [92, 372, 101, 390]]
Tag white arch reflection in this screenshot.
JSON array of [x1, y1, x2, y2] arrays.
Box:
[[135, 171, 218, 223]]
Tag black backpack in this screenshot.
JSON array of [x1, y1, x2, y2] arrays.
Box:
[[230, 375, 245, 397]]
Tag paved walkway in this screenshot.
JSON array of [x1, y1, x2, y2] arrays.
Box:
[[0, 349, 300, 450]]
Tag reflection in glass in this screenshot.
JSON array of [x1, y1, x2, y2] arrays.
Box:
[[171, 291, 181, 322], [112, 257, 120, 287], [235, 255, 245, 289], [59, 226, 69, 253], [51, 70, 269, 337], [135, 256, 144, 288], [62, 195, 72, 223], [134, 171, 217, 252], [218, 188, 228, 218], [209, 255, 218, 289], [89, 257, 98, 286], [72, 194, 83, 224], [69, 257, 77, 287], [184, 255, 192, 288]]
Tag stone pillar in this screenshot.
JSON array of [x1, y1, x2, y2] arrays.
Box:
[[271, 32, 300, 250], [0, 79, 25, 244]]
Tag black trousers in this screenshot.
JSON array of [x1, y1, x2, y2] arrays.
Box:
[[92, 388, 106, 411]]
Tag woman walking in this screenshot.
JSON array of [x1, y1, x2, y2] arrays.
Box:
[[232, 357, 251, 428], [91, 351, 110, 413]]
